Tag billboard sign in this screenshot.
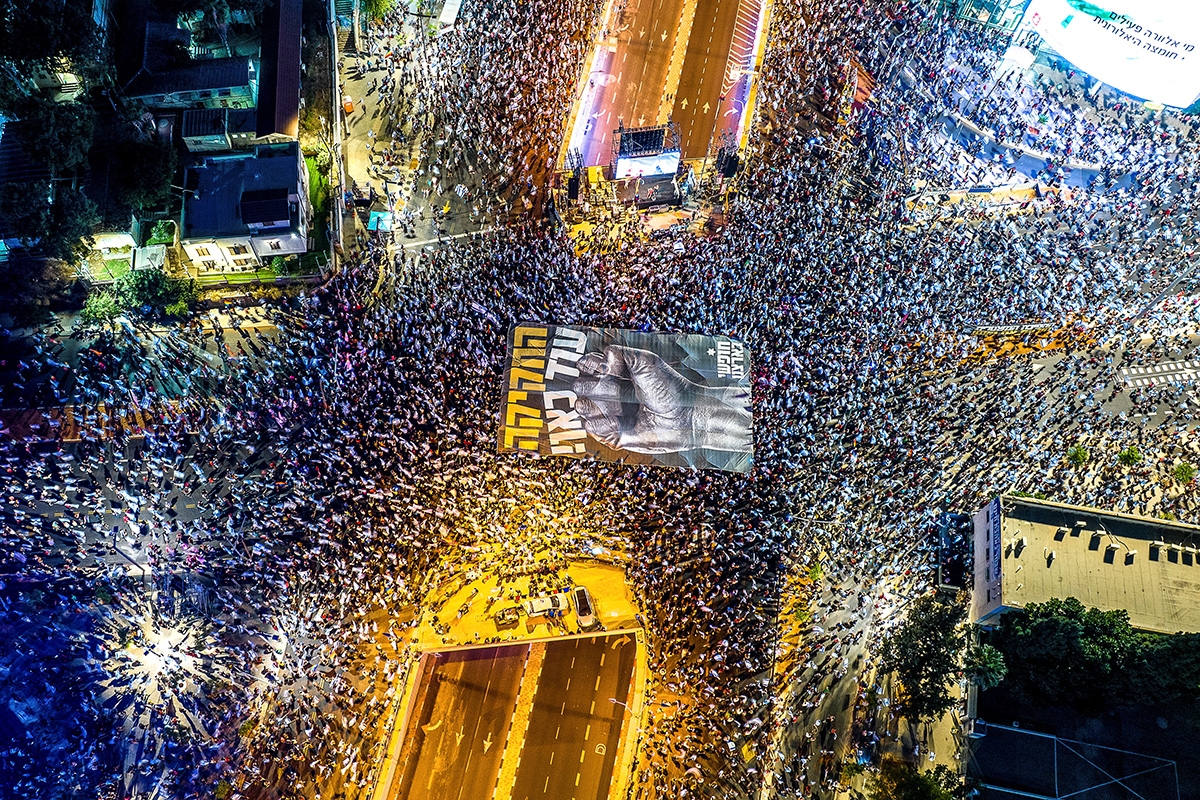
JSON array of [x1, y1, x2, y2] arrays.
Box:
[[498, 324, 753, 473], [1024, 0, 1200, 108]]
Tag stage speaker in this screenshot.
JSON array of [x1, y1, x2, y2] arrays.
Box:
[[721, 154, 740, 178], [567, 174, 580, 200]]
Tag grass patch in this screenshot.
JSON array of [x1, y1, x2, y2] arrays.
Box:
[[196, 268, 279, 287], [88, 258, 132, 283], [306, 155, 331, 253]]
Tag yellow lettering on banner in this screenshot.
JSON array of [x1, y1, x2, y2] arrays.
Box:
[[512, 348, 546, 363], [508, 368, 546, 391], [513, 326, 548, 350], [504, 390, 543, 450]]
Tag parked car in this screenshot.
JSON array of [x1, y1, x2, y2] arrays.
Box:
[[572, 586, 598, 630]]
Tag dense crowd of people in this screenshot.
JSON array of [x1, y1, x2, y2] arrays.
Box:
[[5, 0, 1200, 798]]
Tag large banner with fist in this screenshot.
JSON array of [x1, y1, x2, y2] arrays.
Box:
[[498, 324, 753, 473]]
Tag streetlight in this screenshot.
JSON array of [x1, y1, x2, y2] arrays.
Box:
[[608, 697, 627, 708]]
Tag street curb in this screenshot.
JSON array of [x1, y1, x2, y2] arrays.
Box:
[[738, 0, 773, 153], [558, 0, 624, 170]]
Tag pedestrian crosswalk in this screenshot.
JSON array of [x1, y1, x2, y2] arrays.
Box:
[[1120, 361, 1200, 388]]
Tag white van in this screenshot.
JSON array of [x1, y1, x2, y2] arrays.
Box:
[[522, 593, 569, 617]]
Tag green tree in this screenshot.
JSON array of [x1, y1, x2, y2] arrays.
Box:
[[880, 593, 966, 720], [1135, 633, 1200, 704], [115, 269, 176, 311], [115, 270, 196, 316], [963, 643, 1007, 689], [9, 98, 95, 171], [990, 597, 1139, 709], [867, 757, 959, 800], [362, 0, 397, 20], [1173, 462, 1196, 484], [0, 255, 74, 325], [1117, 445, 1142, 467], [147, 220, 176, 246], [1066, 445, 1090, 467], [0, 0, 106, 96], [0, 182, 98, 263], [112, 137, 178, 209], [82, 289, 121, 323], [0, 180, 53, 248], [48, 188, 100, 262]]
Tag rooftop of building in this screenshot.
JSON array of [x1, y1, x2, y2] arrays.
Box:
[[256, 0, 301, 138], [180, 107, 257, 139], [996, 495, 1200, 634], [116, 4, 251, 99], [126, 55, 251, 98], [182, 142, 301, 239]]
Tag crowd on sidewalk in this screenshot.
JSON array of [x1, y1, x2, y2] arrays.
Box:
[[6, 0, 1200, 798]]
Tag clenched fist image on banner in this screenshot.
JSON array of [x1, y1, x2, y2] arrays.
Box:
[[499, 325, 754, 473], [574, 346, 753, 455]]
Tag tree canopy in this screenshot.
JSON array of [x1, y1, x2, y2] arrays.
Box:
[[989, 597, 1200, 709], [113, 270, 198, 317], [0, 0, 106, 87], [0, 255, 74, 325], [963, 643, 1007, 689], [0, 182, 99, 263], [8, 97, 95, 171], [867, 758, 960, 800], [111, 137, 178, 210], [880, 593, 966, 720]]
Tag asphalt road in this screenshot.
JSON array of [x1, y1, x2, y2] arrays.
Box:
[[670, 0, 759, 159], [509, 634, 637, 800], [574, 0, 761, 167], [394, 645, 529, 800], [579, 0, 687, 167]]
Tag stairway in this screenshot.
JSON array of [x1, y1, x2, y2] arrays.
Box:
[[334, 0, 359, 54]]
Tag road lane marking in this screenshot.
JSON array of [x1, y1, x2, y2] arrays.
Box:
[[590, 700, 595, 714], [580, 749, 586, 763], [585, 724, 591, 740], [549, 751, 554, 764], [561, 702, 566, 715], [576, 773, 581, 786], [595, 675, 601, 691], [544, 776, 550, 793], [566, 677, 571, 690]]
